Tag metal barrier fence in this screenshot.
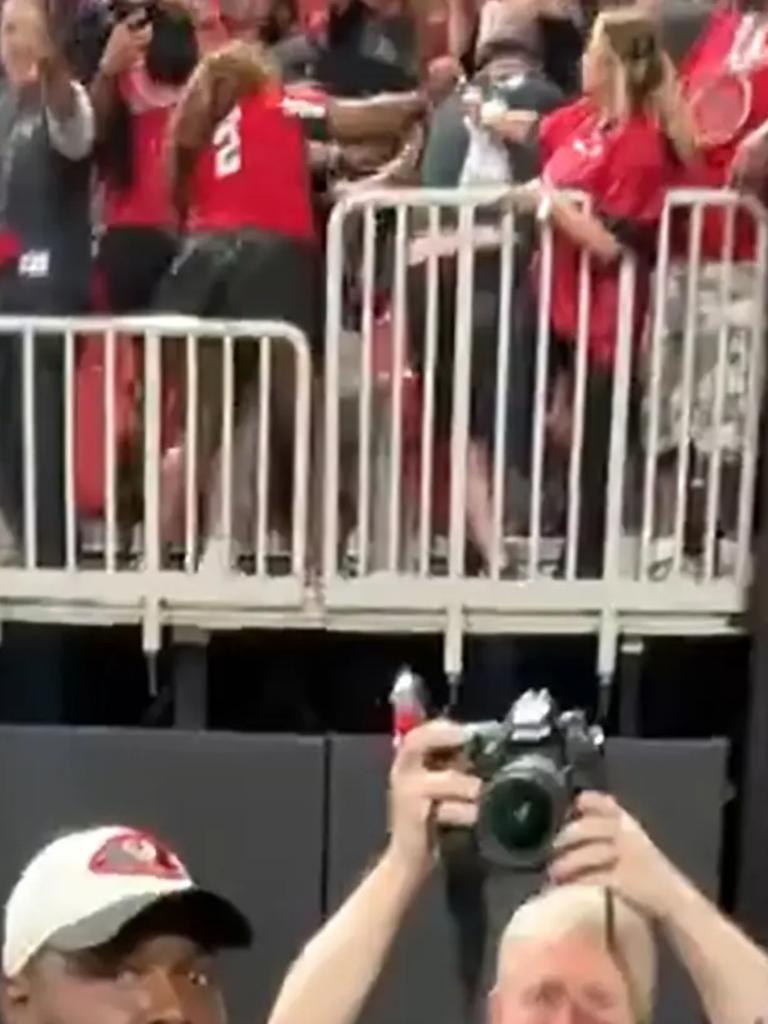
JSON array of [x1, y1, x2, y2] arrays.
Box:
[[324, 187, 768, 681], [0, 188, 764, 683], [0, 317, 312, 650]]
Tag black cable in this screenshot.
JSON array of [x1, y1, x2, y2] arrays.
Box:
[[441, 828, 488, 1022]]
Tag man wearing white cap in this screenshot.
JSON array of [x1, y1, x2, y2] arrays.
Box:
[[1, 827, 251, 1024]]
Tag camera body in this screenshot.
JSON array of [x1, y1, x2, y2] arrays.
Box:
[[464, 690, 604, 870]]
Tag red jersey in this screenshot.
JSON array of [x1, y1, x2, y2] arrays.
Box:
[[102, 68, 181, 230], [679, 6, 768, 257], [538, 101, 672, 366], [186, 87, 315, 241]]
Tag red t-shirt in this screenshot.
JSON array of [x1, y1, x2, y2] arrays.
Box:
[[186, 87, 316, 241], [678, 6, 768, 257], [102, 68, 182, 230], [538, 101, 672, 366]]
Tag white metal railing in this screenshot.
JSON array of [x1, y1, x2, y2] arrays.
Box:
[[0, 317, 312, 650], [323, 187, 768, 680], [0, 188, 764, 682]]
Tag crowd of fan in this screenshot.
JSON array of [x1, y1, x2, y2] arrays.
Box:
[[0, 0, 763, 574]]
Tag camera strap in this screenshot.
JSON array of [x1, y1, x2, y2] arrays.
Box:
[[440, 828, 489, 1021]]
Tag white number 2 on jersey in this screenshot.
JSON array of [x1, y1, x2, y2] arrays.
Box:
[[213, 104, 243, 179]]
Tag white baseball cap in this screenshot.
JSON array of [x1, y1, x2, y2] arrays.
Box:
[[2, 826, 252, 978]]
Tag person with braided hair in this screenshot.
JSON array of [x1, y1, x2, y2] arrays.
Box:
[[154, 40, 319, 570]]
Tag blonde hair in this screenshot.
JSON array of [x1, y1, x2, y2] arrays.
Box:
[[589, 7, 696, 162], [497, 885, 657, 1024]]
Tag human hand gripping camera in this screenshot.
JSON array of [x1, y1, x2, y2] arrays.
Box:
[[268, 687, 768, 1024]]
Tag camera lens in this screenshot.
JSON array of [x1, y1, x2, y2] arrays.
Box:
[[476, 754, 567, 869], [485, 777, 553, 851]]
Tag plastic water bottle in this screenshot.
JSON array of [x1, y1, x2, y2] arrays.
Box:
[[389, 667, 428, 748]]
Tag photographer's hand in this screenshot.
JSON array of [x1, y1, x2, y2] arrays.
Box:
[[387, 719, 480, 880], [267, 722, 479, 1024], [549, 792, 768, 1024], [548, 791, 678, 916]]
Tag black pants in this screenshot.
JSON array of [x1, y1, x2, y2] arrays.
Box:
[[0, 272, 86, 566], [153, 229, 321, 341], [551, 342, 638, 578], [153, 229, 322, 539], [100, 226, 178, 313], [0, 271, 88, 723]]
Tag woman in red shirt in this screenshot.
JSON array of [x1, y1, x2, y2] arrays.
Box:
[[156, 40, 320, 569], [679, 0, 768, 258], [522, 9, 693, 574], [90, 1, 202, 311]]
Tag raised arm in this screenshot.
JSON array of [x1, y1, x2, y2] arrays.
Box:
[[266, 720, 480, 1024], [550, 791, 768, 1024], [89, 16, 152, 140]]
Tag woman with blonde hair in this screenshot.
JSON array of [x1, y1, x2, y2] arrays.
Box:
[[520, 8, 693, 575]]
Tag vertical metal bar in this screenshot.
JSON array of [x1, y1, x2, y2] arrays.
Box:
[[357, 206, 376, 575], [184, 333, 199, 574], [323, 203, 345, 580], [418, 205, 440, 576], [490, 205, 515, 579], [291, 331, 310, 577], [672, 203, 704, 575], [22, 325, 36, 569], [64, 329, 76, 570], [704, 202, 736, 579], [448, 204, 475, 580], [104, 329, 117, 572], [143, 330, 162, 573], [529, 222, 554, 577], [565, 234, 592, 579], [387, 204, 408, 571], [640, 203, 673, 578], [602, 257, 637, 583], [255, 337, 271, 575], [736, 208, 768, 585], [221, 334, 235, 566]]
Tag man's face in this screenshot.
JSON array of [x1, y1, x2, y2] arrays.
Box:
[[2, 935, 227, 1024], [490, 934, 634, 1024]]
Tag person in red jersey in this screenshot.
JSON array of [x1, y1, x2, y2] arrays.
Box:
[[156, 40, 320, 570], [89, 0, 201, 311], [159, 39, 318, 327], [679, 0, 768, 259], [520, 10, 693, 575]]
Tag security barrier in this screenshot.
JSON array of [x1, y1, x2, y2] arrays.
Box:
[[0, 317, 312, 650], [0, 187, 764, 681], [323, 187, 767, 679]]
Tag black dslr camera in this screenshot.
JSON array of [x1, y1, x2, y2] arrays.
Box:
[[462, 690, 604, 870]]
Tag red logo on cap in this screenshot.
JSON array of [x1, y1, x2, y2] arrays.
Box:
[[89, 831, 188, 880]]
